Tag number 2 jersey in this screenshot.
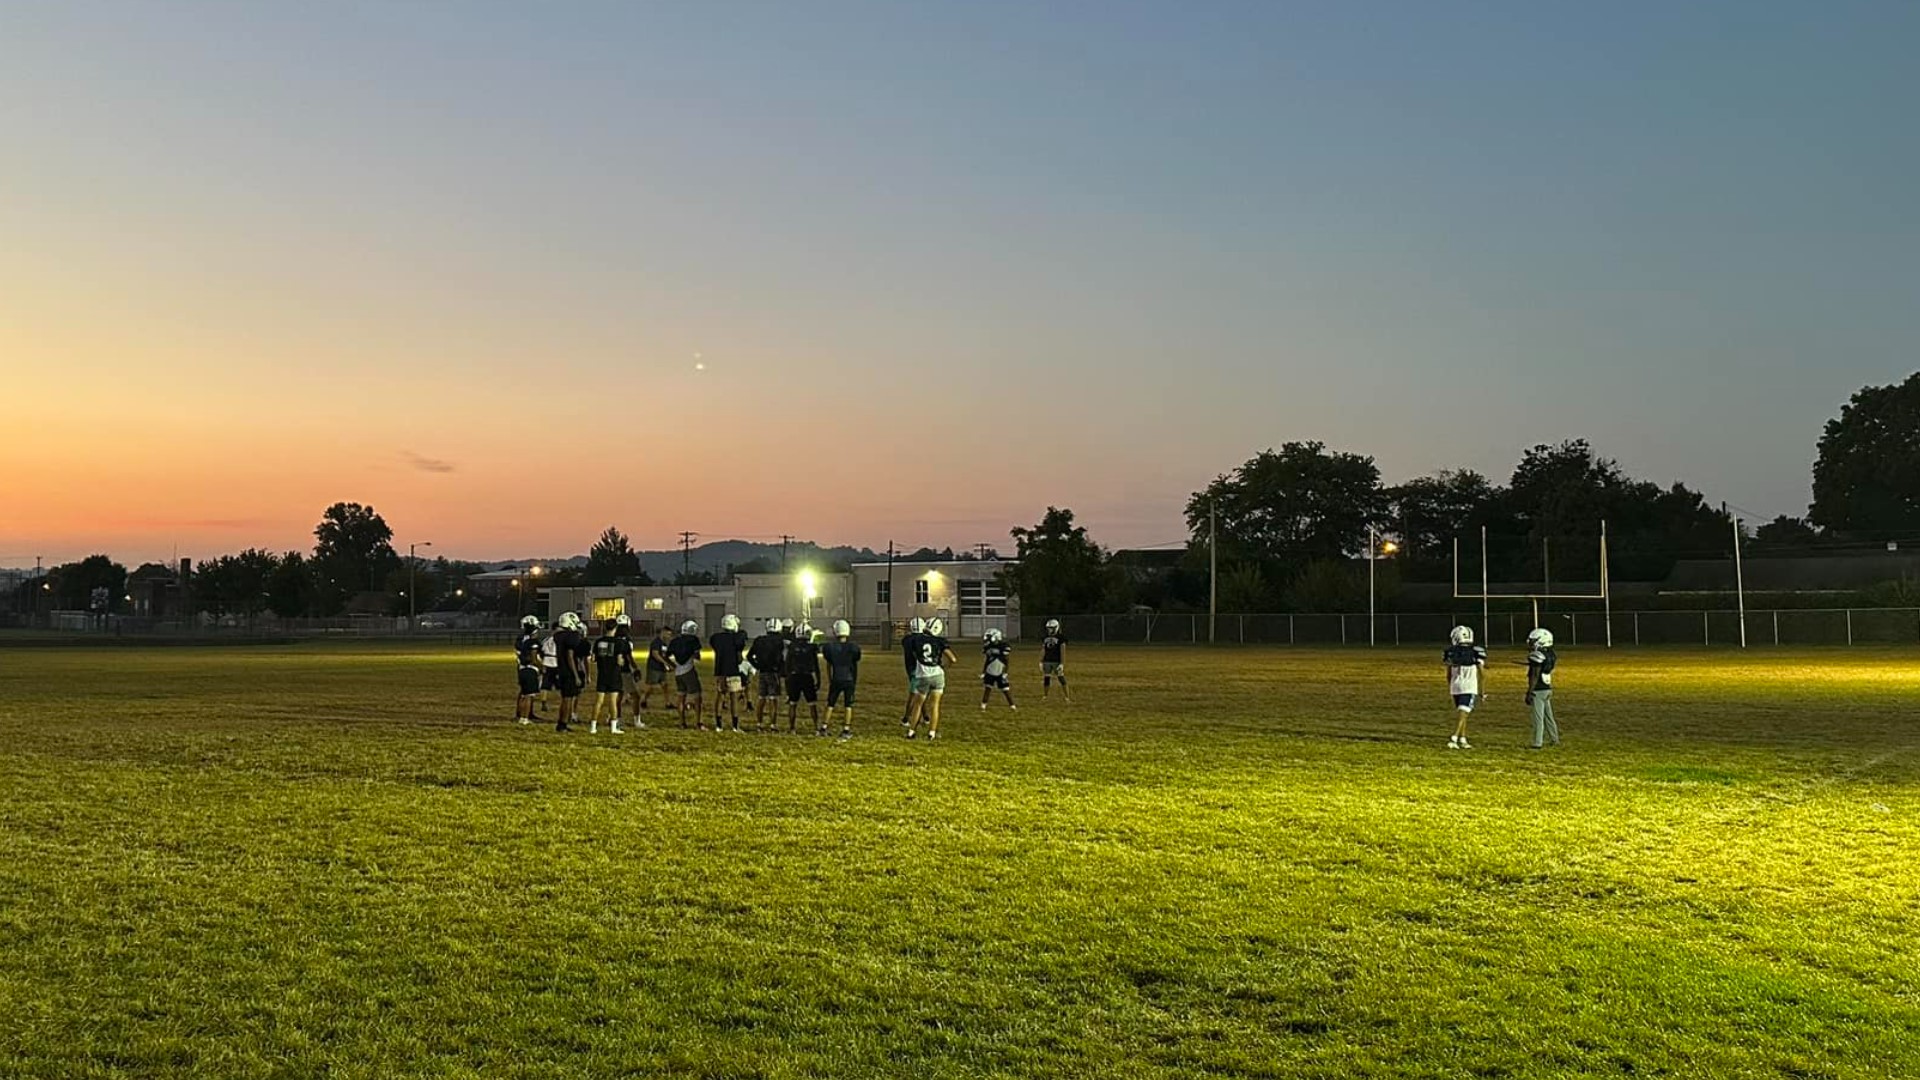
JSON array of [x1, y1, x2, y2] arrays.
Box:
[[913, 635, 949, 679]]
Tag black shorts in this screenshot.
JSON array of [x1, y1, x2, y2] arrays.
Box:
[[518, 665, 541, 696], [558, 668, 584, 698], [786, 675, 818, 704], [644, 666, 668, 686], [541, 668, 560, 691], [757, 671, 784, 699], [675, 670, 702, 695], [827, 681, 857, 707], [596, 667, 625, 694], [982, 672, 1011, 691]]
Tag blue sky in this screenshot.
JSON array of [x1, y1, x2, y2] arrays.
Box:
[[3, 0, 1915, 559]]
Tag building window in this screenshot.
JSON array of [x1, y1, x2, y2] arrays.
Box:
[[644, 597, 664, 611], [877, 580, 891, 605], [915, 579, 930, 604], [809, 595, 825, 613], [591, 598, 626, 622]]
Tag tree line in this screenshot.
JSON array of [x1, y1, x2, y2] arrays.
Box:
[[1002, 373, 1920, 614]]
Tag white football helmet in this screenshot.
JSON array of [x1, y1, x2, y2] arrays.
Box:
[[926, 617, 945, 637], [558, 611, 583, 632], [1527, 628, 1555, 649], [520, 614, 540, 630], [721, 613, 741, 632], [1449, 625, 1474, 646], [615, 612, 631, 627], [1044, 619, 1061, 634], [832, 619, 851, 638], [681, 619, 698, 633], [983, 627, 1003, 644], [908, 617, 927, 634]]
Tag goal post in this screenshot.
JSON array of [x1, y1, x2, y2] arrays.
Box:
[[1453, 521, 1612, 647]]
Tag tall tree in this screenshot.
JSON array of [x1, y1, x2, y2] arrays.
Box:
[[1810, 372, 1920, 539], [585, 526, 647, 585], [266, 552, 312, 617], [1004, 507, 1111, 615], [48, 555, 128, 612], [310, 502, 398, 615], [1386, 469, 1503, 564], [1755, 515, 1820, 547], [1187, 442, 1385, 571]]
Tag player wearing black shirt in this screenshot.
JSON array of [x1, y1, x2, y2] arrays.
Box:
[[786, 628, 823, 734], [979, 629, 1017, 710], [667, 621, 705, 729], [748, 623, 787, 731], [899, 617, 926, 728], [709, 615, 750, 732], [821, 619, 862, 739], [904, 618, 957, 740], [550, 612, 592, 732], [589, 619, 635, 735], [615, 616, 647, 726], [1040, 619, 1072, 702], [637, 626, 672, 712], [514, 615, 543, 724]]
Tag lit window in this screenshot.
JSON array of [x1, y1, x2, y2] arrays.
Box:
[[592, 598, 626, 622], [915, 580, 929, 604], [644, 598, 664, 610]]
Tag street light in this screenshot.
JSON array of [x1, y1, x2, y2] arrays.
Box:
[[1367, 528, 1398, 647], [408, 541, 433, 627]]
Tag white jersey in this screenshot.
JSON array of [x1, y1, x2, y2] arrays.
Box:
[[1444, 643, 1486, 696], [540, 636, 559, 670]]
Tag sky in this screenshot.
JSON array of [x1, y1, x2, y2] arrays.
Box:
[[4, 0, 1916, 567]]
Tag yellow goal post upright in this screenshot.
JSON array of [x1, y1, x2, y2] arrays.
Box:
[[1452, 521, 1612, 647]]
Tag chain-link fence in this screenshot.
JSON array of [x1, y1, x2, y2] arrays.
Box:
[[1021, 609, 1920, 647]]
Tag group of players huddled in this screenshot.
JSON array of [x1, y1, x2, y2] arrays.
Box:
[[513, 613, 1074, 741]]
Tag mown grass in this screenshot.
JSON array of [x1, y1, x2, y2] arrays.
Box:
[[0, 643, 1915, 1078]]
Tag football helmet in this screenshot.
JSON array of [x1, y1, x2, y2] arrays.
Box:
[[681, 620, 698, 634], [1527, 628, 1554, 649], [721, 613, 741, 632], [926, 617, 945, 637], [908, 617, 927, 634], [832, 619, 851, 638], [1044, 619, 1061, 634], [983, 627, 1003, 644], [615, 613, 631, 627], [1449, 625, 1474, 646], [558, 611, 583, 632], [520, 614, 540, 630]]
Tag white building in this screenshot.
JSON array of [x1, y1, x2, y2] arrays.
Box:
[[544, 559, 1018, 640]]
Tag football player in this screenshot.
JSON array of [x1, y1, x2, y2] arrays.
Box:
[[979, 628, 1016, 710], [748, 618, 788, 732], [589, 616, 633, 734], [786, 622, 823, 734], [637, 625, 672, 712], [513, 614, 542, 724], [822, 619, 862, 740], [667, 620, 705, 729], [550, 611, 591, 733], [1524, 627, 1560, 750], [1444, 625, 1488, 749], [1040, 619, 1071, 702], [904, 617, 957, 740], [899, 617, 927, 728], [615, 614, 647, 726], [537, 625, 562, 715], [709, 614, 750, 732]]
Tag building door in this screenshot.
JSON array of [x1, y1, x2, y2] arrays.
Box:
[[705, 602, 727, 634], [958, 580, 1009, 639]]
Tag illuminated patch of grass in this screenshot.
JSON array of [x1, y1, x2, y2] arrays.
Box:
[[0, 643, 1915, 1078]]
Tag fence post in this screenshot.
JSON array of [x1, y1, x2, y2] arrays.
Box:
[[1508, 613, 1515, 645], [1772, 609, 1779, 647], [1846, 608, 1853, 646], [1633, 611, 1640, 646], [1289, 614, 1295, 645], [1192, 615, 1197, 644], [1570, 614, 1578, 646], [1703, 610, 1710, 647], [1238, 615, 1244, 644], [1340, 615, 1347, 645], [1100, 615, 1107, 644], [1394, 614, 1401, 646]]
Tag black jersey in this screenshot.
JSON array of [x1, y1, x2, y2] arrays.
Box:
[[709, 630, 747, 677], [552, 629, 590, 671], [1041, 632, 1067, 664], [748, 632, 787, 675], [912, 635, 948, 675], [666, 633, 701, 672], [787, 638, 821, 681], [1527, 646, 1557, 692], [515, 631, 540, 667], [983, 640, 1011, 675], [593, 632, 634, 673], [900, 632, 923, 674], [822, 639, 862, 684], [647, 635, 670, 672]]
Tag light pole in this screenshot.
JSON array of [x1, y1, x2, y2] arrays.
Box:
[[408, 541, 432, 627], [1368, 529, 1397, 647]]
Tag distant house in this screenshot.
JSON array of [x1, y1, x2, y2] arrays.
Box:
[[127, 561, 191, 619]]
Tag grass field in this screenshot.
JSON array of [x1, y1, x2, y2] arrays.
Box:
[[1, 642, 1916, 1079]]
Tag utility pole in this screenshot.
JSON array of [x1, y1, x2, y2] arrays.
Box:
[[780, 534, 795, 571], [679, 531, 698, 622], [973, 543, 995, 560], [1731, 510, 1747, 648], [885, 540, 896, 647], [1208, 499, 1217, 644], [407, 541, 431, 628], [1368, 523, 1376, 647]]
